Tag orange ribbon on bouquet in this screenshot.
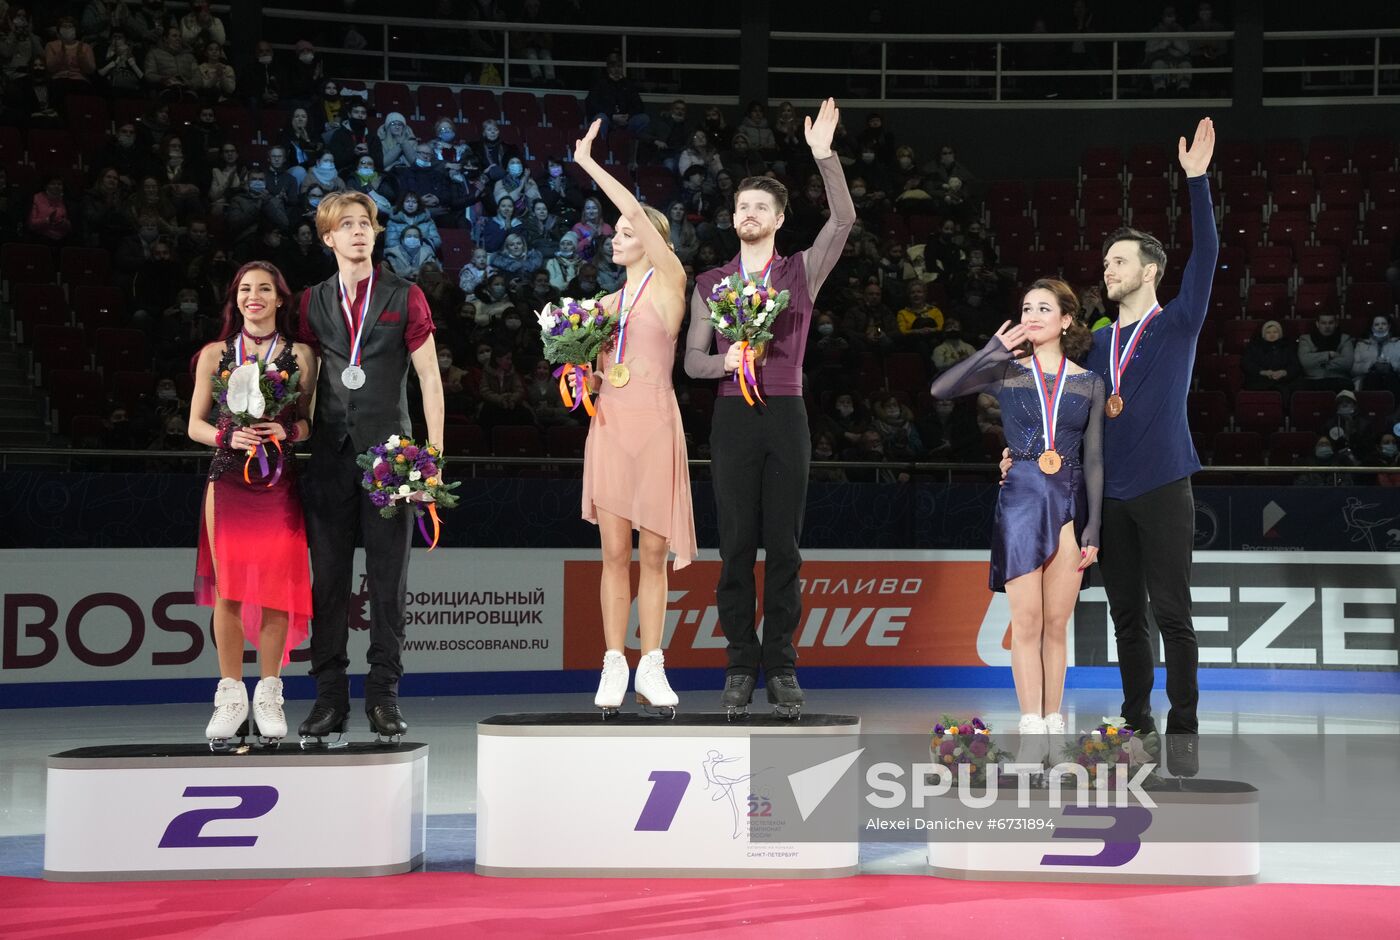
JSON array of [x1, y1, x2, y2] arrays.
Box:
[[417, 502, 443, 551], [555, 363, 596, 417], [242, 436, 285, 487], [735, 341, 766, 407]]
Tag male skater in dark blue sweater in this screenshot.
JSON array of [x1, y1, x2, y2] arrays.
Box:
[[1088, 118, 1218, 775]]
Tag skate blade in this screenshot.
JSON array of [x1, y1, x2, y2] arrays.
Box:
[[770, 705, 802, 720], [373, 733, 404, 746], [635, 693, 678, 719], [725, 707, 750, 721], [299, 733, 349, 750], [598, 706, 621, 719]]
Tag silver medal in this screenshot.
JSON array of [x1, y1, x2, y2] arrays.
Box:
[[341, 365, 366, 390]]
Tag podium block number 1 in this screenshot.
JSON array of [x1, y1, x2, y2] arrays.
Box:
[[634, 771, 691, 831]]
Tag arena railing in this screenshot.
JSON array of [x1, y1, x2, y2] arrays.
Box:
[[259, 10, 1234, 108], [1261, 28, 1400, 105], [0, 448, 1388, 483]]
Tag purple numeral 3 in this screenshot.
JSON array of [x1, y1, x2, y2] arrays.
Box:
[[1040, 805, 1153, 867]]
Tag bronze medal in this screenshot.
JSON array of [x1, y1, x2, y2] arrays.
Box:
[[1038, 450, 1062, 475], [607, 363, 630, 387], [1105, 393, 1124, 418]]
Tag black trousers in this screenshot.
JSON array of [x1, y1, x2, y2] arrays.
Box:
[[302, 434, 414, 706], [709, 396, 811, 676], [1099, 477, 1199, 734]]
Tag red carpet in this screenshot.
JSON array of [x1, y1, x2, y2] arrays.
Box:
[[2, 874, 1396, 939]]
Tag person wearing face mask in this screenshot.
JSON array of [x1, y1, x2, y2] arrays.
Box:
[[283, 40, 322, 109], [918, 395, 980, 461], [523, 198, 565, 254], [375, 111, 417, 172], [301, 153, 346, 195], [808, 432, 847, 483], [564, 262, 600, 299], [1351, 315, 1400, 396], [178, 0, 225, 45], [314, 81, 343, 139], [83, 165, 131, 250], [230, 168, 294, 240], [1375, 433, 1400, 487], [492, 156, 541, 210], [385, 190, 440, 251], [545, 231, 583, 291], [392, 142, 462, 221], [539, 158, 584, 221], [130, 237, 181, 321], [869, 392, 924, 459], [1320, 389, 1377, 460], [823, 392, 868, 446], [1294, 434, 1359, 487], [430, 118, 474, 169], [474, 275, 514, 322], [348, 155, 396, 213], [458, 247, 495, 295], [932, 316, 978, 374], [327, 100, 381, 176], [245, 39, 282, 110], [43, 16, 96, 102], [805, 312, 851, 384], [384, 224, 438, 281], [97, 122, 148, 185], [434, 345, 471, 414], [891, 145, 922, 192], [300, 185, 327, 221], [473, 118, 522, 184], [1240, 319, 1300, 393], [569, 196, 614, 262]]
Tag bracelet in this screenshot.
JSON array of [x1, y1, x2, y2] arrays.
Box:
[[287, 420, 302, 443], [214, 428, 225, 448]]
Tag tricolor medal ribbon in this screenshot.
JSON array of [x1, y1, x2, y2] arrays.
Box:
[[1033, 354, 1069, 475], [1107, 303, 1162, 417]]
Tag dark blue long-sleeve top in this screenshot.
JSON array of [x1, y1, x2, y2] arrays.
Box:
[[1087, 174, 1218, 501]]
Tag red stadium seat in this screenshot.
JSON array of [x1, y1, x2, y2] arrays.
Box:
[[48, 369, 106, 428], [1126, 143, 1172, 181], [1364, 209, 1399, 243], [373, 82, 415, 119], [1031, 179, 1077, 218], [1279, 317, 1309, 339], [1345, 244, 1391, 282], [1062, 248, 1101, 287], [1264, 211, 1309, 254], [1224, 318, 1266, 354], [110, 370, 157, 410], [544, 425, 588, 458], [884, 352, 927, 393], [1187, 390, 1228, 434], [501, 91, 543, 128], [0, 125, 21, 163], [32, 324, 89, 381], [1352, 136, 1396, 175], [1233, 390, 1285, 433], [26, 129, 79, 169], [1260, 138, 1305, 177], [1312, 208, 1359, 249], [417, 86, 459, 123], [1212, 431, 1263, 466], [1347, 282, 1396, 319], [1269, 430, 1317, 465], [1270, 173, 1316, 214], [1198, 352, 1243, 399], [93, 328, 147, 374], [1219, 209, 1264, 247], [460, 89, 502, 126], [1293, 282, 1339, 316], [13, 283, 69, 340], [1220, 173, 1268, 214], [1127, 176, 1171, 214], [985, 180, 1029, 222], [1079, 146, 1122, 181], [1317, 173, 1365, 212], [1295, 245, 1343, 286], [1037, 212, 1079, 250], [442, 424, 485, 456], [3, 243, 57, 288], [1289, 391, 1334, 433], [1079, 178, 1122, 215], [492, 425, 542, 457], [1244, 286, 1289, 319], [542, 94, 585, 129], [1216, 140, 1258, 177], [1357, 390, 1394, 423], [1082, 212, 1121, 250], [1370, 171, 1400, 209], [71, 285, 125, 337], [60, 247, 112, 287], [1305, 136, 1349, 175]]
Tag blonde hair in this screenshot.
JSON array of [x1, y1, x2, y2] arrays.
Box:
[[641, 204, 670, 241], [315, 190, 384, 240]]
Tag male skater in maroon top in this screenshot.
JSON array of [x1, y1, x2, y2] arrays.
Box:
[[685, 98, 853, 717]]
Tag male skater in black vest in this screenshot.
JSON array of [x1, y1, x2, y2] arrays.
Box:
[[684, 99, 853, 717], [296, 191, 444, 744]]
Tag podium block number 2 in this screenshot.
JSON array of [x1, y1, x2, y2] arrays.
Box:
[[159, 786, 279, 848], [634, 771, 691, 831]]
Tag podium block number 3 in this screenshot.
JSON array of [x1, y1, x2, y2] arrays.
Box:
[[159, 786, 279, 848], [634, 771, 691, 831]]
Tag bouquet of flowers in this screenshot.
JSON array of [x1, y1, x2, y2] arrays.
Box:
[[930, 715, 1011, 787], [536, 295, 616, 417], [706, 274, 789, 406], [356, 434, 461, 550], [1059, 716, 1162, 790], [211, 354, 300, 486]]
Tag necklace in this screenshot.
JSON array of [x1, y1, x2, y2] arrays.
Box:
[[242, 326, 276, 344]]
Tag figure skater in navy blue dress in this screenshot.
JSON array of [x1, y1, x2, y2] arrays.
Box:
[[931, 278, 1103, 749]]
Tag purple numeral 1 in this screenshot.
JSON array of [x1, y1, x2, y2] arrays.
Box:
[[158, 786, 279, 848], [634, 771, 691, 831]]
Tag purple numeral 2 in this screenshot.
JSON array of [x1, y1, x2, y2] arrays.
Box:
[[158, 786, 279, 848]]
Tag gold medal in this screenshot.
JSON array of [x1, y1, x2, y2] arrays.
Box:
[[1105, 393, 1124, 418], [1038, 450, 1062, 474], [607, 363, 630, 387]]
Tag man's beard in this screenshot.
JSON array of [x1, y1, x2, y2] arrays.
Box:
[[737, 222, 770, 243]]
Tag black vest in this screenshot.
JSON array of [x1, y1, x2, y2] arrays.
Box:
[[306, 267, 414, 452]]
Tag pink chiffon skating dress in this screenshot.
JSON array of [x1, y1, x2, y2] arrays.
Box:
[[581, 290, 698, 569]]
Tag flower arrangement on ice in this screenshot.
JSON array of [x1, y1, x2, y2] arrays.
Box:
[[211, 355, 300, 486], [930, 715, 1011, 787], [356, 434, 461, 550], [705, 274, 789, 406], [536, 295, 616, 416], [1058, 716, 1162, 789]]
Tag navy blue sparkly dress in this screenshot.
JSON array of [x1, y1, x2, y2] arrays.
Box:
[[931, 339, 1104, 592]]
